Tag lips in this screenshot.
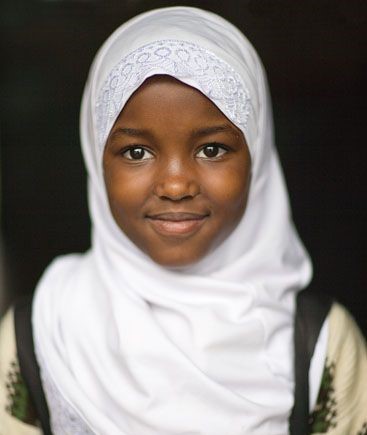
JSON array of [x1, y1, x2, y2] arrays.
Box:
[[146, 212, 209, 236]]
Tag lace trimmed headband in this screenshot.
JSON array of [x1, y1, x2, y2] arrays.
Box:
[[96, 40, 252, 150]]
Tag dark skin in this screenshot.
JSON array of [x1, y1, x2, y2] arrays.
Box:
[[103, 75, 251, 268]]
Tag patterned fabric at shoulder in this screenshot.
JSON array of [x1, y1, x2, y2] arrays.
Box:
[[0, 308, 41, 435], [309, 303, 367, 435], [38, 362, 96, 435]]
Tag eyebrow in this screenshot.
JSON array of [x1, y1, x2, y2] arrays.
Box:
[[190, 124, 239, 138], [110, 127, 148, 138], [111, 124, 239, 139]]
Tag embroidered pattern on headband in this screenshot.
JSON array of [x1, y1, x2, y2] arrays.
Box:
[[96, 40, 252, 148]]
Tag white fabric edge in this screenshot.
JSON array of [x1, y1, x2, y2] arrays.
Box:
[[308, 317, 329, 411]]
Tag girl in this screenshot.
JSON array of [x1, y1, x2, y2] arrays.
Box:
[[0, 6, 366, 435]]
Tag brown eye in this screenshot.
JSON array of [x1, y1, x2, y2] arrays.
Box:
[[123, 147, 153, 160], [197, 143, 227, 159]]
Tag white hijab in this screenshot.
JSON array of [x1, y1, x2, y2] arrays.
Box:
[[33, 6, 312, 435]]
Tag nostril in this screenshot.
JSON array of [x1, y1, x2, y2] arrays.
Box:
[[154, 179, 200, 200], [160, 192, 195, 201]]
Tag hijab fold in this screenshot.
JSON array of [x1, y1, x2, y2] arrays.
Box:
[[33, 7, 312, 435]]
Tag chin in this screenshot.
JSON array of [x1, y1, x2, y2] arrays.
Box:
[[148, 248, 208, 270]]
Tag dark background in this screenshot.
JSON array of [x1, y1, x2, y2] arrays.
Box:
[[1, 0, 366, 334]]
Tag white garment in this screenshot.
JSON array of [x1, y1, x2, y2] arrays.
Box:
[[33, 6, 313, 435], [309, 319, 329, 411]]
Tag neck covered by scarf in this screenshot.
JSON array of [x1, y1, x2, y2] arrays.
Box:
[[33, 7, 312, 435]]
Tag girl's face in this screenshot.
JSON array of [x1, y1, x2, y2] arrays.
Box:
[[103, 76, 251, 267]]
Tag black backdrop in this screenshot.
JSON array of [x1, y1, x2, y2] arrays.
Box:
[[1, 0, 366, 335]]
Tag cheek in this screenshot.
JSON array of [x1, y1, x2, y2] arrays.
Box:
[[204, 165, 250, 214], [104, 163, 151, 221]]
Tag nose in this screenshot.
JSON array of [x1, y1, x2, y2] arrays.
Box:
[[154, 159, 200, 200]]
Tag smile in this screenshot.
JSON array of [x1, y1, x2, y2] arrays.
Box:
[[146, 212, 209, 237]]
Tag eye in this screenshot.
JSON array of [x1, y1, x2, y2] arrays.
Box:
[[196, 143, 228, 159], [122, 146, 154, 161]]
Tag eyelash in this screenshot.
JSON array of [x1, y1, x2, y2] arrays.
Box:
[[196, 143, 229, 159], [121, 146, 154, 161], [121, 143, 229, 161]]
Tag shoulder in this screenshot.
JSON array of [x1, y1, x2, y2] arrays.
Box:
[[0, 307, 42, 435], [328, 302, 366, 360], [310, 302, 367, 435]]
